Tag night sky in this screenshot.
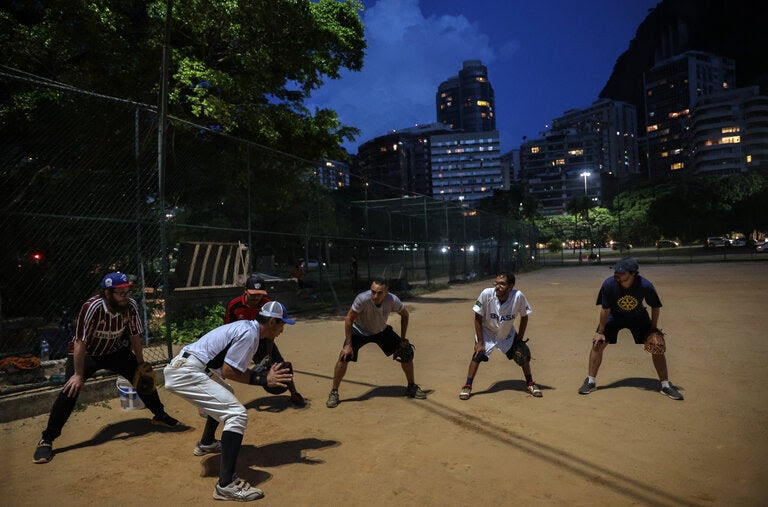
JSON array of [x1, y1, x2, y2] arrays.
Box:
[[308, 0, 659, 154]]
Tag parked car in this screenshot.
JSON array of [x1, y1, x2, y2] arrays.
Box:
[[757, 242, 768, 253], [727, 238, 746, 247], [656, 239, 680, 248], [610, 242, 632, 251], [705, 236, 727, 248]]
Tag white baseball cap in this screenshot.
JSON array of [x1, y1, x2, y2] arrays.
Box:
[[259, 301, 295, 325]]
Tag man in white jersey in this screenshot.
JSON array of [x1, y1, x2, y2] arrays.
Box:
[[459, 272, 543, 400], [33, 272, 180, 464], [326, 277, 427, 408], [163, 301, 294, 502]]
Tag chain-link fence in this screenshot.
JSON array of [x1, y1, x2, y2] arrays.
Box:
[[0, 71, 536, 392]]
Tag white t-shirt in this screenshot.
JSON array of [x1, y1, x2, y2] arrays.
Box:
[[473, 287, 532, 340], [351, 290, 403, 335], [182, 320, 261, 373]]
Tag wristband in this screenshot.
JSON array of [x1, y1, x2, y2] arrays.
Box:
[[249, 370, 268, 386]]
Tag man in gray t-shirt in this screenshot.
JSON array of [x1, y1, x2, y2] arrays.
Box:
[[325, 277, 427, 408]]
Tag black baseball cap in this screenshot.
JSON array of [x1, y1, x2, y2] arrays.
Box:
[[245, 275, 267, 295], [611, 257, 639, 273]]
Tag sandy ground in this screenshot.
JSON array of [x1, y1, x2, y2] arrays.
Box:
[[2, 262, 767, 506]]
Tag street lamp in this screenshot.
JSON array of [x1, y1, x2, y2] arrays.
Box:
[[579, 171, 590, 196]]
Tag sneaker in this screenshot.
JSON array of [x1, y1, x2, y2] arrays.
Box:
[[406, 383, 427, 399], [213, 475, 264, 502], [194, 440, 222, 456], [151, 413, 181, 428], [661, 384, 684, 400], [326, 389, 340, 408], [33, 439, 53, 464], [527, 382, 543, 397], [459, 384, 472, 400], [578, 378, 596, 395], [290, 392, 307, 408]]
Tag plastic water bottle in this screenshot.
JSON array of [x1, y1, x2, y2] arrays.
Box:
[[40, 338, 50, 361]]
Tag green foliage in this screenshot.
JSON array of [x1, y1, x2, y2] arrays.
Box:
[[163, 303, 225, 345]]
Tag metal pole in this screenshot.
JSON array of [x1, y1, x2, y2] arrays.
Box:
[[158, 0, 174, 359]]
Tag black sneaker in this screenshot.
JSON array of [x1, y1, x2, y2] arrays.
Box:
[[33, 439, 53, 464], [578, 378, 596, 395], [661, 384, 684, 400], [151, 413, 180, 428], [406, 383, 427, 399]]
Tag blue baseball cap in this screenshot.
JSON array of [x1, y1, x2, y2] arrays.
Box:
[[611, 257, 639, 274], [100, 272, 133, 289], [259, 301, 295, 325]]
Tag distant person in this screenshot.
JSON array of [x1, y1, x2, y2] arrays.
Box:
[[459, 271, 543, 400], [578, 257, 683, 400], [164, 301, 295, 501], [224, 275, 305, 408], [33, 272, 180, 464], [326, 278, 426, 408]]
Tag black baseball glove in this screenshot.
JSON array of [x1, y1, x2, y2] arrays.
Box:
[[133, 362, 156, 395], [509, 339, 531, 367], [392, 340, 415, 363]]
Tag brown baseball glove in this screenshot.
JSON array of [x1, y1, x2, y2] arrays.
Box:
[[643, 328, 666, 355], [133, 362, 156, 395]]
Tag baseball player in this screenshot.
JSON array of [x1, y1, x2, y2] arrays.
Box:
[[326, 277, 426, 408], [578, 257, 683, 400], [33, 272, 180, 464], [459, 271, 542, 400], [224, 275, 306, 407], [163, 301, 295, 502]]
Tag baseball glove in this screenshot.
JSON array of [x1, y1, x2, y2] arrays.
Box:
[[392, 340, 415, 363], [133, 362, 156, 395], [643, 328, 666, 355], [510, 339, 531, 367]]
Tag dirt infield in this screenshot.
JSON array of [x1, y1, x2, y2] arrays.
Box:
[[2, 262, 767, 506]]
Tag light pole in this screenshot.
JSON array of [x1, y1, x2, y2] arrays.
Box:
[[580, 171, 590, 196]]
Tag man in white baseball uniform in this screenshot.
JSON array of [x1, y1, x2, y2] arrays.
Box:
[[459, 271, 543, 400], [163, 301, 294, 502]]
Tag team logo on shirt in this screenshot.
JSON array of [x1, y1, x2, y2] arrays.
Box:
[[617, 295, 638, 311], [475, 300, 482, 308], [490, 313, 513, 322]]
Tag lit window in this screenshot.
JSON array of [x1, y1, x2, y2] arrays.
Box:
[[380, 146, 387, 152], [647, 124, 658, 132], [671, 162, 684, 170], [556, 159, 565, 165], [477, 100, 489, 107], [746, 155, 752, 163], [721, 126, 739, 133], [721, 136, 740, 144], [531, 146, 540, 154], [476, 77, 487, 82], [722, 82, 729, 89], [567, 149, 583, 156], [660, 152, 669, 157], [668, 109, 689, 119]]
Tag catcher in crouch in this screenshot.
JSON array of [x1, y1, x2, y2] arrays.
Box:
[[325, 277, 427, 408], [460, 271, 542, 400], [578, 257, 683, 400]]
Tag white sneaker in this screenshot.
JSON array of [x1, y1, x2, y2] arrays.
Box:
[[194, 440, 222, 456], [213, 476, 264, 501]]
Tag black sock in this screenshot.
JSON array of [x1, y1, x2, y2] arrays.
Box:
[[525, 374, 533, 383], [219, 431, 243, 487], [201, 416, 219, 445]]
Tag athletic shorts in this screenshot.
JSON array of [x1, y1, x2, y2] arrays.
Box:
[[602, 314, 652, 344], [343, 325, 401, 362], [473, 329, 517, 361]]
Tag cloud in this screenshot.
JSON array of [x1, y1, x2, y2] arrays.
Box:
[[308, 0, 497, 152]]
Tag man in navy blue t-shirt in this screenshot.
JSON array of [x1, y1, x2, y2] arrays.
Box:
[[577, 258, 683, 400]]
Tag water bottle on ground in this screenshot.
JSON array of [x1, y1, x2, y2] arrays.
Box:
[[40, 337, 50, 361]]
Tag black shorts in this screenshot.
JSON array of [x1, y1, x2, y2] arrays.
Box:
[[343, 325, 401, 362], [602, 315, 652, 344]]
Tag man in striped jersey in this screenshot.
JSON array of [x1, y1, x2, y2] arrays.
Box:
[[33, 272, 180, 464]]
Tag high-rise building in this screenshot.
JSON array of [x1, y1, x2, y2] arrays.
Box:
[[355, 123, 452, 197], [313, 159, 350, 190], [436, 60, 496, 132], [519, 128, 602, 216], [430, 130, 501, 206], [688, 86, 768, 175], [551, 98, 640, 179], [643, 51, 735, 179]]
